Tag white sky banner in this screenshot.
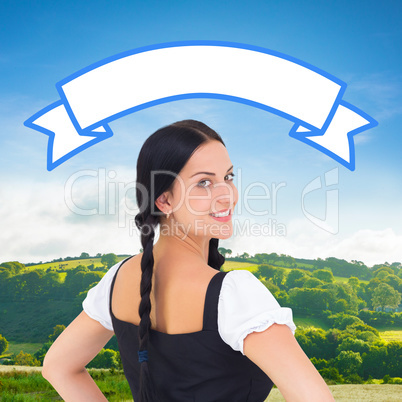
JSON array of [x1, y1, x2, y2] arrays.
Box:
[[24, 41, 377, 171]]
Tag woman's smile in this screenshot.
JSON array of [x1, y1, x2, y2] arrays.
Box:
[[209, 207, 232, 222]]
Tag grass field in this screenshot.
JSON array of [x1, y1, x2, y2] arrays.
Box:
[[25, 256, 131, 271], [221, 261, 369, 285], [290, 320, 402, 344], [266, 384, 402, 401], [0, 299, 80, 343], [29, 257, 259, 273], [25, 258, 369, 288], [221, 261, 259, 271], [378, 328, 402, 342], [334, 275, 369, 284], [293, 316, 330, 331], [0, 367, 401, 401], [0, 367, 132, 401], [3, 342, 43, 357]]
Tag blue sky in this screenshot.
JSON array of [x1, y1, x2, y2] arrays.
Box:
[[1, 0, 401, 267]]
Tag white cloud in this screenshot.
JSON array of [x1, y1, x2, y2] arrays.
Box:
[[221, 217, 402, 267], [0, 167, 141, 264], [1, 172, 401, 268], [328, 228, 402, 266]]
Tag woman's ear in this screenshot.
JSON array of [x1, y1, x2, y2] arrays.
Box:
[[155, 191, 171, 214]]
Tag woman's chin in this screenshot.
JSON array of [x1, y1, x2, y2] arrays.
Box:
[[210, 225, 233, 240], [216, 232, 233, 241]]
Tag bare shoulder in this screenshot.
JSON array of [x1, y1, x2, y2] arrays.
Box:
[[111, 255, 142, 318], [161, 257, 220, 291], [112, 252, 222, 332], [116, 253, 219, 285], [156, 259, 220, 333], [112, 254, 141, 285]]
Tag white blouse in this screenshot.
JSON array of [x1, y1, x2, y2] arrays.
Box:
[[82, 258, 296, 355]]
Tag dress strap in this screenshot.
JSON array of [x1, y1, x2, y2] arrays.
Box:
[[109, 256, 135, 318], [203, 271, 228, 331]]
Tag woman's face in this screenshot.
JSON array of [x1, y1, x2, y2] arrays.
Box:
[[164, 140, 238, 240]]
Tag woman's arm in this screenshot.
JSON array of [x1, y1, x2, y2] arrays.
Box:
[[42, 311, 114, 401], [244, 323, 334, 401]]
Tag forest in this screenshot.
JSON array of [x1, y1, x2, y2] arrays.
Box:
[[0, 251, 401, 387]]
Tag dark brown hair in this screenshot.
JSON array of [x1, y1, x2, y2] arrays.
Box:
[[134, 120, 226, 401]]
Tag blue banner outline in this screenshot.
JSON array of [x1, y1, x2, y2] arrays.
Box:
[[24, 40, 378, 171]]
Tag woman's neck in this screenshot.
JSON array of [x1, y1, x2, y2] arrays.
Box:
[[153, 230, 210, 265]]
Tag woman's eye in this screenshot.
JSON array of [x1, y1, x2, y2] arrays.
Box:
[[197, 179, 212, 188], [197, 173, 235, 188], [226, 172, 235, 181]]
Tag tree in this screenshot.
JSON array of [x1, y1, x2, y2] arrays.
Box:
[[14, 351, 40, 366], [218, 247, 227, 256], [362, 344, 388, 379], [303, 277, 324, 288], [376, 270, 390, 280], [87, 348, 119, 369], [101, 253, 118, 269], [64, 270, 103, 297], [336, 337, 370, 355], [318, 367, 343, 383], [288, 288, 334, 313], [240, 252, 250, 260], [256, 265, 286, 287], [383, 274, 402, 293], [42, 271, 63, 299], [255, 264, 276, 280], [21, 270, 44, 297], [373, 266, 394, 277], [261, 279, 280, 295], [285, 269, 309, 289], [218, 248, 232, 258], [80, 252, 90, 259], [347, 277, 360, 292], [274, 289, 289, 306], [332, 283, 359, 314], [334, 350, 362, 377], [295, 327, 330, 360], [0, 261, 25, 275], [254, 253, 270, 264], [328, 313, 364, 330], [34, 325, 66, 364], [333, 299, 348, 313], [312, 269, 334, 283], [344, 322, 380, 340], [0, 334, 9, 355], [371, 283, 402, 311], [49, 325, 66, 342], [385, 341, 402, 378], [310, 357, 328, 370], [34, 341, 53, 365], [364, 278, 382, 309]]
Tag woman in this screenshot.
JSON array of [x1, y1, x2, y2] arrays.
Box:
[[42, 120, 334, 401]]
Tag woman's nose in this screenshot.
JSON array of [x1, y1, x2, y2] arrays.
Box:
[[213, 182, 236, 205]]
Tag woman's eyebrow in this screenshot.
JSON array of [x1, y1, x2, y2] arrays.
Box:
[[190, 165, 233, 178]]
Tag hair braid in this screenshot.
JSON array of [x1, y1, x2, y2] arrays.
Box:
[[132, 119, 228, 400], [136, 213, 159, 402]]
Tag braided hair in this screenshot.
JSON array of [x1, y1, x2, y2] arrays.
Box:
[[134, 120, 226, 401]]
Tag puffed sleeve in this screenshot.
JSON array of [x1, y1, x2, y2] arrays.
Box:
[[217, 270, 296, 355], [82, 258, 129, 331]]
